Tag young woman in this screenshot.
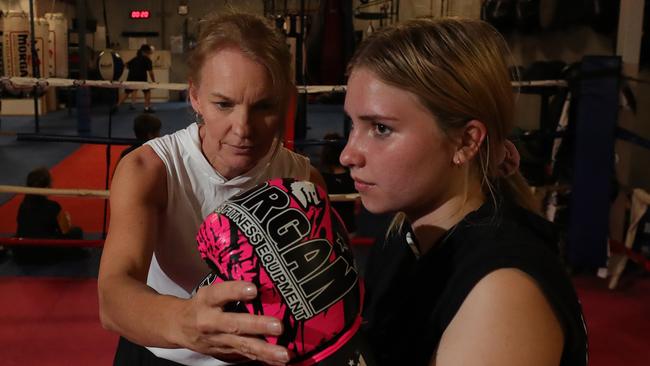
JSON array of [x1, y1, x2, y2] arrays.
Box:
[[341, 19, 588, 366], [99, 13, 323, 366]]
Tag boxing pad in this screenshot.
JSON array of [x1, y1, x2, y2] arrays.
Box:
[[515, 0, 541, 33], [586, 0, 619, 34], [481, 0, 516, 34], [550, 0, 585, 29], [537, 0, 558, 30], [196, 178, 373, 366], [97, 50, 125, 81]]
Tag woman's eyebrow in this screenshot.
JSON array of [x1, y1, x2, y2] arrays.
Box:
[[208, 92, 232, 101], [356, 113, 399, 122]]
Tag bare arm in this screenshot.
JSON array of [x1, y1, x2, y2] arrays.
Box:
[[57, 210, 71, 234], [98, 146, 174, 344], [98, 147, 289, 365], [433, 269, 564, 366]]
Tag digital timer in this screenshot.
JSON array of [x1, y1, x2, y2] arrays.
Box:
[[130, 10, 150, 19]]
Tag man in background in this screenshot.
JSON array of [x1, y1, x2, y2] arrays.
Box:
[[113, 44, 157, 113], [120, 113, 162, 159]]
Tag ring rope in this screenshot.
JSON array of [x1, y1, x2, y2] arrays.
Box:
[[2, 184, 573, 201], [0, 185, 110, 198], [1, 77, 567, 93], [0, 185, 360, 202], [0, 237, 104, 248], [0, 236, 375, 248]]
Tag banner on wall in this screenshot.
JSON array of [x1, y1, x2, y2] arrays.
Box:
[[2, 11, 49, 78], [3, 11, 30, 77]]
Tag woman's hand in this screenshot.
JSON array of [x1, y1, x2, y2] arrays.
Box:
[[177, 280, 290, 366], [57, 210, 72, 234]]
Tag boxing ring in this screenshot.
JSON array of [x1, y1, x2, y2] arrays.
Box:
[[1, 69, 650, 366], [1, 73, 647, 267]]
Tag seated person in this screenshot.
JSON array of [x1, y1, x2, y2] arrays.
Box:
[[120, 113, 162, 159], [320, 133, 357, 233], [14, 167, 84, 263]]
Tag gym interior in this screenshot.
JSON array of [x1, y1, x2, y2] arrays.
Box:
[[1, 0, 649, 365]]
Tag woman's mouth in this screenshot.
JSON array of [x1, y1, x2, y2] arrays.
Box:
[[352, 177, 374, 192], [227, 144, 254, 154]]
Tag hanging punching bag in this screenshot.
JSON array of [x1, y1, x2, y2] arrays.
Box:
[[97, 49, 124, 81]]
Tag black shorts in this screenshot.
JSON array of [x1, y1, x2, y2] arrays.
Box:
[[113, 337, 185, 366]]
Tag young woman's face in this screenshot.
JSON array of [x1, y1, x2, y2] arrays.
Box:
[[340, 68, 458, 217], [190, 47, 281, 179]]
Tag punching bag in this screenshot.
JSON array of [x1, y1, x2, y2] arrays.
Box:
[[97, 49, 124, 81], [567, 56, 621, 268], [44, 13, 68, 78]]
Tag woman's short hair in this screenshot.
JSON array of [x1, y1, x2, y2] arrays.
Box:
[[133, 114, 162, 140], [186, 12, 293, 110], [26, 167, 51, 188]]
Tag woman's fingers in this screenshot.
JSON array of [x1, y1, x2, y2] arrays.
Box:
[[190, 281, 289, 364], [206, 334, 290, 365], [196, 280, 258, 307], [197, 309, 283, 337]]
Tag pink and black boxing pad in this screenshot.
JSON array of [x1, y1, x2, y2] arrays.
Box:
[[196, 178, 373, 366]]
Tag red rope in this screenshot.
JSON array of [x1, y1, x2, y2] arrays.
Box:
[[0, 237, 104, 248], [350, 237, 375, 247], [609, 239, 650, 272]]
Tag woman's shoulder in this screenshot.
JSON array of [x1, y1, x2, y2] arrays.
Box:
[[21, 195, 61, 212], [444, 200, 567, 299], [451, 199, 559, 259], [271, 146, 311, 178], [433, 201, 587, 366]]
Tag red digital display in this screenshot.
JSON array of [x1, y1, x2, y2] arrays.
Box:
[[130, 10, 150, 19]]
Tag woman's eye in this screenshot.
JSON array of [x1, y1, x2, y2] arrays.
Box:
[[373, 123, 392, 136], [214, 102, 233, 110]]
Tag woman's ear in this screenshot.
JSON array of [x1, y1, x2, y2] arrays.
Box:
[[188, 80, 201, 114], [453, 119, 487, 165]]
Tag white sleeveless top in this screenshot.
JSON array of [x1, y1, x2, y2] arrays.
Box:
[[144, 123, 310, 365]]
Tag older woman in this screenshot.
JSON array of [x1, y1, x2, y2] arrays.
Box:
[[98, 13, 322, 366]]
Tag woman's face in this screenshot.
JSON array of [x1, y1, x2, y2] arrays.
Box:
[[190, 47, 281, 179], [340, 68, 458, 217]]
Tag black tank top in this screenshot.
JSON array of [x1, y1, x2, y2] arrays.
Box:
[[362, 198, 588, 365]]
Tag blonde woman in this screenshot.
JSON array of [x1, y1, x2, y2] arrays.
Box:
[[341, 19, 588, 366]]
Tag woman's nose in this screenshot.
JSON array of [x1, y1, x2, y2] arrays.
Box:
[[231, 108, 252, 138], [339, 132, 365, 169]]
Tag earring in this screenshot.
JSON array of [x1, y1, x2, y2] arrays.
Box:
[[195, 111, 204, 125]]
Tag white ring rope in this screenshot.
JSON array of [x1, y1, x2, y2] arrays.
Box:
[[0, 185, 110, 198], [0, 185, 360, 202], [0, 77, 567, 93]]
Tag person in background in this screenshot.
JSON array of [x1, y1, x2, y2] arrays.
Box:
[[114, 44, 157, 113], [341, 18, 588, 365], [14, 167, 84, 263], [320, 133, 357, 233], [120, 114, 162, 159]]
